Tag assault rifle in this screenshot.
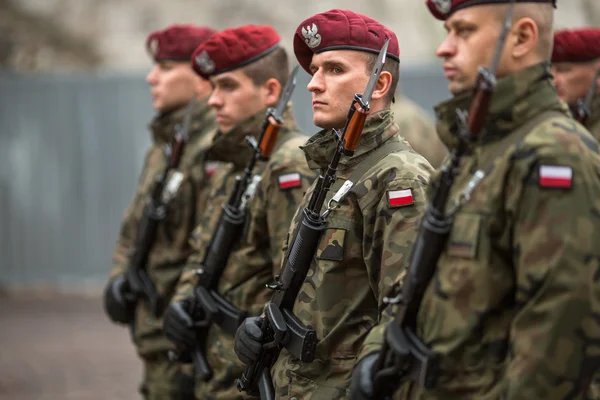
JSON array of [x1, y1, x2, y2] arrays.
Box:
[[178, 67, 300, 382], [364, 3, 516, 398], [236, 40, 391, 400], [575, 68, 600, 125], [123, 97, 196, 318]]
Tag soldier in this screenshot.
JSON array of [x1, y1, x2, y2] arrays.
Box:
[[391, 96, 448, 168], [233, 9, 434, 399], [350, 1, 600, 399], [103, 24, 217, 400], [160, 25, 315, 399], [551, 28, 600, 139]]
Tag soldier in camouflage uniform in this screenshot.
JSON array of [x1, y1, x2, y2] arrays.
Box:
[[160, 25, 315, 399], [233, 9, 434, 399], [551, 28, 600, 140], [391, 96, 448, 168], [350, 1, 600, 399], [103, 24, 218, 400]]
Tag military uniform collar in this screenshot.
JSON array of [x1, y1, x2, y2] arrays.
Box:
[[149, 96, 212, 145], [301, 109, 397, 171], [434, 62, 569, 150]]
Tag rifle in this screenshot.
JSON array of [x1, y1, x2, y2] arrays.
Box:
[[236, 40, 391, 400], [575, 68, 600, 125], [366, 3, 515, 398], [175, 67, 300, 382], [123, 97, 196, 318]]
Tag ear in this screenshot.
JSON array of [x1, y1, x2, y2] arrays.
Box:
[[370, 70, 392, 102], [263, 78, 282, 107], [510, 17, 538, 60]]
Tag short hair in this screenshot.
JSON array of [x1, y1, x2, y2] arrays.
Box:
[[364, 52, 400, 105], [499, 3, 554, 60], [242, 47, 290, 88]]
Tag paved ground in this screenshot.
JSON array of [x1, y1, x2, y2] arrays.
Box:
[[0, 293, 142, 400]]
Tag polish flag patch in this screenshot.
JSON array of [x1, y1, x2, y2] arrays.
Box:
[[205, 161, 221, 178], [278, 173, 302, 190], [388, 189, 414, 208], [539, 165, 572, 189]]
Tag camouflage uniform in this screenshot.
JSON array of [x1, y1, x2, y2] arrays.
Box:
[[362, 63, 600, 399], [391, 96, 448, 168], [172, 106, 315, 399], [110, 98, 217, 399], [269, 109, 433, 399], [585, 93, 600, 141]]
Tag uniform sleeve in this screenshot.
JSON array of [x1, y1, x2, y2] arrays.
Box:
[[505, 154, 600, 398]]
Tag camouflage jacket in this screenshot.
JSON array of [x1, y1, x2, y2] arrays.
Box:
[[363, 63, 600, 399], [271, 110, 433, 399], [586, 92, 600, 142], [391, 97, 448, 169], [109, 98, 218, 357], [172, 106, 315, 399]]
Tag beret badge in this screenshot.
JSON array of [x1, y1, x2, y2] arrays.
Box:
[[432, 0, 452, 14], [195, 50, 215, 74], [148, 38, 159, 57], [302, 23, 322, 49]]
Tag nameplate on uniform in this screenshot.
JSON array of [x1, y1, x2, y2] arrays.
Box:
[[387, 189, 414, 208], [278, 173, 302, 190], [539, 165, 572, 189]]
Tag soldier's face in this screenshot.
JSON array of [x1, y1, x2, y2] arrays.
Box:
[[436, 7, 504, 95], [207, 70, 273, 134], [307, 50, 372, 130], [551, 61, 599, 106], [146, 61, 203, 113]]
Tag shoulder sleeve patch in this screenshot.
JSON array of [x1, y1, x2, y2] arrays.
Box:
[[278, 172, 302, 190], [387, 189, 414, 208], [539, 165, 572, 189], [204, 161, 222, 178]]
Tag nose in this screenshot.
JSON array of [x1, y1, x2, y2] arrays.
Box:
[[207, 87, 222, 108], [307, 70, 324, 94], [146, 65, 159, 85], [436, 34, 457, 60]]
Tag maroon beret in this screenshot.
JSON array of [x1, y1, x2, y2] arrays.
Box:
[[191, 25, 280, 79], [146, 24, 216, 62], [293, 9, 400, 75], [552, 28, 600, 63], [426, 0, 556, 20]]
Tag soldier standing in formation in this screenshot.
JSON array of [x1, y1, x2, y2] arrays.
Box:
[[350, 0, 600, 399], [103, 24, 218, 400]]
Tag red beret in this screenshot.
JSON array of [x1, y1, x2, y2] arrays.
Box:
[[146, 24, 216, 62], [552, 28, 600, 63], [426, 0, 556, 20], [293, 9, 400, 75], [192, 25, 280, 79]]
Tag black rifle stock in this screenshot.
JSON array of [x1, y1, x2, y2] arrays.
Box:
[[236, 40, 391, 400], [367, 4, 515, 398]]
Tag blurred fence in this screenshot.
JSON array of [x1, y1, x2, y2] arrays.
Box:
[[0, 64, 449, 290]]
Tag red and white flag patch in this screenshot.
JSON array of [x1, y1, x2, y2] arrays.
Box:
[[388, 189, 414, 208], [278, 173, 302, 190], [205, 161, 221, 178], [539, 165, 572, 189]]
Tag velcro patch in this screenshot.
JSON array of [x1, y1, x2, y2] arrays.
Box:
[[387, 189, 414, 208], [278, 173, 302, 190], [539, 165, 572, 189]]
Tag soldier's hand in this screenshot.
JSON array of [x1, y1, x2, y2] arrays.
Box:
[[349, 351, 379, 400], [103, 274, 135, 324], [234, 316, 264, 365], [163, 298, 197, 351]]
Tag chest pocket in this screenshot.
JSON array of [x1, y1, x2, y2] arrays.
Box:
[[315, 205, 360, 264]]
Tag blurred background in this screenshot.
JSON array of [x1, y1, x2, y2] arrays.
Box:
[[0, 0, 598, 398]]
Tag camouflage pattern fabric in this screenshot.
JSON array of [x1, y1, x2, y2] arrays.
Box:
[[391, 96, 448, 168], [109, 98, 218, 393], [586, 92, 600, 142], [362, 62, 600, 399], [171, 105, 315, 399], [270, 109, 433, 399], [140, 360, 195, 400]]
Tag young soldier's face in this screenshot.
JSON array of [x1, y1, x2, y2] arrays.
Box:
[[208, 69, 271, 134], [551, 61, 599, 105], [146, 61, 202, 113], [307, 50, 373, 130]]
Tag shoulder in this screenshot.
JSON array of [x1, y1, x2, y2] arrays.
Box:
[[267, 130, 311, 174]]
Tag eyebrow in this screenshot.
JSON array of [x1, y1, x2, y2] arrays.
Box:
[[444, 18, 476, 31], [309, 59, 346, 72], [212, 76, 238, 86]]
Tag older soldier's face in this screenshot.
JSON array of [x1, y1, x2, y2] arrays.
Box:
[[307, 50, 372, 130], [551, 61, 599, 106], [436, 6, 504, 95], [146, 61, 201, 113]]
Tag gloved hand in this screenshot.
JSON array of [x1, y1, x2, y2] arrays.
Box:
[[234, 316, 264, 366], [348, 351, 379, 400], [163, 298, 197, 352], [103, 274, 135, 324]]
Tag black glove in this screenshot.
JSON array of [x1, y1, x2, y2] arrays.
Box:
[[163, 298, 197, 351], [103, 274, 135, 324], [348, 352, 379, 400], [234, 316, 264, 366]]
